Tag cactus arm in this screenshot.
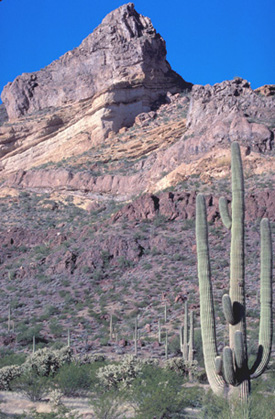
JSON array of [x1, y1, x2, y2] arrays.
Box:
[[234, 331, 245, 369], [196, 193, 226, 395], [219, 197, 232, 229], [250, 218, 273, 379], [215, 356, 223, 375], [222, 294, 236, 325], [223, 347, 235, 385]]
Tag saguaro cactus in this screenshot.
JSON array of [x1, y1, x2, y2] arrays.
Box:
[[196, 142, 273, 401], [180, 301, 194, 362]]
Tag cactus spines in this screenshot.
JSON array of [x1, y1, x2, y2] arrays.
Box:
[[196, 141, 273, 402]]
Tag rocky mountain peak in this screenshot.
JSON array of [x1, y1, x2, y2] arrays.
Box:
[[1, 3, 191, 121]]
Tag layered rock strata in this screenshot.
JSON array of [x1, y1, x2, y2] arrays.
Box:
[[1, 3, 190, 130]]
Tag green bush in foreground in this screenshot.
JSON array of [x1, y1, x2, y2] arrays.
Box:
[[11, 369, 52, 402], [55, 362, 103, 396], [90, 388, 128, 419], [125, 364, 195, 418], [200, 390, 275, 419]]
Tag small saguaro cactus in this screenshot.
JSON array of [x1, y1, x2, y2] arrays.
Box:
[[180, 301, 194, 362], [196, 142, 273, 402], [158, 319, 162, 344], [165, 330, 168, 359], [109, 314, 113, 341], [134, 317, 138, 356]]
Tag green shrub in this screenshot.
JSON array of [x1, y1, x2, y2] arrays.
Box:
[[17, 324, 44, 345], [0, 350, 26, 368], [165, 357, 199, 379], [90, 388, 128, 419], [126, 364, 187, 418], [49, 319, 64, 337], [55, 363, 93, 396], [200, 390, 275, 419], [11, 370, 51, 402]]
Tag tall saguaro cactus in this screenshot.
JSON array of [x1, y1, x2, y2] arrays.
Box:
[[196, 142, 273, 401]]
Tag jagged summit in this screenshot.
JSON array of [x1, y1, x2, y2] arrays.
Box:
[[1, 3, 191, 121]]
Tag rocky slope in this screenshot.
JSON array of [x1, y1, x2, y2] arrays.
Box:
[[0, 4, 274, 361]]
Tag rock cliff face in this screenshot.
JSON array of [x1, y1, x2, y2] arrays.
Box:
[[1, 3, 190, 128], [184, 78, 274, 155]]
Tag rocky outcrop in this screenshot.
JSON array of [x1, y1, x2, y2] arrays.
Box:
[[255, 84, 275, 97], [183, 78, 274, 156], [112, 190, 275, 223], [0, 104, 8, 126], [1, 3, 190, 128]]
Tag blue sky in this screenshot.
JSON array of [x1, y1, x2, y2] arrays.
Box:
[[0, 0, 274, 103]]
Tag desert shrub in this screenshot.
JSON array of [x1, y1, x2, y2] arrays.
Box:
[[96, 355, 157, 389], [165, 357, 199, 379], [74, 353, 106, 365], [248, 392, 275, 419], [167, 334, 182, 355], [23, 347, 72, 376], [55, 360, 106, 397], [200, 390, 275, 419], [0, 364, 22, 390], [55, 363, 92, 396], [0, 350, 26, 368], [16, 324, 44, 345], [49, 319, 64, 337], [11, 369, 52, 401], [90, 388, 128, 419], [125, 364, 187, 418]]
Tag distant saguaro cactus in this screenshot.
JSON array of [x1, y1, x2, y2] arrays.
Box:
[[180, 301, 194, 362], [196, 142, 273, 402]]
